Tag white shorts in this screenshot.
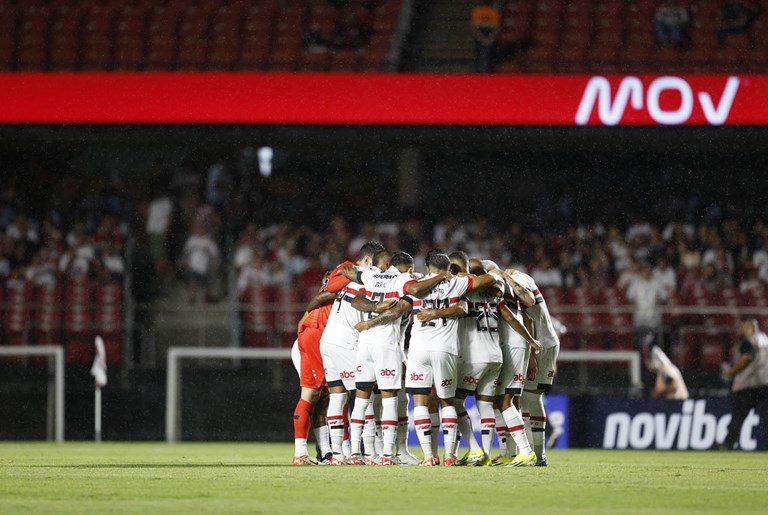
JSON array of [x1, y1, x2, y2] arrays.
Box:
[[355, 339, 403, 390], [291, 339, 300, 376], [496, 345, 529, 396], [320, 341, 357, 391], [525, 344, 560, 391], [405, 349, 458, 399], [458, 361, 503, 397]]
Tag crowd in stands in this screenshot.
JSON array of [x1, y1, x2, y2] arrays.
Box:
[[233, 216, 768, 300], [0, 184, 128, 288]]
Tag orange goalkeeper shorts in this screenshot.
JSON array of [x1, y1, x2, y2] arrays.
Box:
[[298, 326, 325, 390]]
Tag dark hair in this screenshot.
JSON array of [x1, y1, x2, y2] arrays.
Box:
[[448, 250, 469, 268], [426, 252, 451, 271], [373, 249, 391, 268], [426, 248, 446, 259], [391, 251, 414, 268], [358, 241, 385, 259]]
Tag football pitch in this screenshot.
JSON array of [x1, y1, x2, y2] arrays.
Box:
[[1, 443, 766, 514]]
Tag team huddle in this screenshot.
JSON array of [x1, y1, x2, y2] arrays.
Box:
[[291, 242, 561, 467]]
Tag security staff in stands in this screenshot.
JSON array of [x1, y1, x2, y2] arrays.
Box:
[[721, 319, 768, 450]]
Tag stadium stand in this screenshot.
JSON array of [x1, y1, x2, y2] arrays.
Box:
[[0, 0, 403, 72], [496, 0, 766, 73]]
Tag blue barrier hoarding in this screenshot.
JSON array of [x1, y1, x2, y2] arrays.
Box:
[[583, 397, 765, 450]]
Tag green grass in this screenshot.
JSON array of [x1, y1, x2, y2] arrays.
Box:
[[0, 443, 766, 514]]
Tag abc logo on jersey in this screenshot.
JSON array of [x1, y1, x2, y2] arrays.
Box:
[[380, 368, 397, 377], [410, 373, 425, 382], [339, 370, 355, 379], [462, 376, 479, 386], [513, 373, 525, 383], [440, 378, 453, 387]]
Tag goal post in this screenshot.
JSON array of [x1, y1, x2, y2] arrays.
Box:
[[164, 346, 642, 443], [0, 345, 65, 442]]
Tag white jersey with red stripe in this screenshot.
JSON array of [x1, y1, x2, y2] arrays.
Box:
[[459, 290, 504, 363], [407, 274, 473, 355], [356, 265, 416, 347], [498, 284, 528, 350], [320, 278, 369, 350], [511, 271, 560, 349]]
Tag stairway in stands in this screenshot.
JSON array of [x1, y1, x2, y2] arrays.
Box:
[[405, 0, 478, 72]]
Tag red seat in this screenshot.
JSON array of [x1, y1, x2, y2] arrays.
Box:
[[241, 285, 272, 347], [4, 279, 31, 345]]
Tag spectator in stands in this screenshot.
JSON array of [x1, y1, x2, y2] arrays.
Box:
[[627, 261, 668, 349], [234, 223, 259, 273], [146, 188, 173, 273], [740, 267, 763, 294], [717, 1, 760, 43], [237, 253, 267, 297], [181, 226, 220, 304], [470, 0, 501, 72], [654, 256, 677, 295], [655, 1, 691, 48], [59, 228, 95, 278]]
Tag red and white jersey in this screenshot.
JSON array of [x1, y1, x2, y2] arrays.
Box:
[[459, 289, 504, 363], [357, 266, 416, 347], [320, 279, 367, 350], [498, 282, 527, 350], [511, 271, 560, 349], [408, 274, 474, 355]]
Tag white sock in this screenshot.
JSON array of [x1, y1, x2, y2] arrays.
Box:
[[503, 405, 532, 455], [477, 400, 496, 456], [526, 392, 547, 458], [372, 393, 384, 456], [381, 396, 398, 457], [521, 395, 534, 454], [327, 392, 347, 457], [314, 425, 331, 457], [349, 396, 370, 456], [454, 399, 480, 453], [429, 411, 440, 458], [413, 405, 433, 458], [495, 408, 509, 456], [441, 405, 458, 459], [396, 389, 409, 455], [294, 438, 308, 457], [362, 402, 376, 457]]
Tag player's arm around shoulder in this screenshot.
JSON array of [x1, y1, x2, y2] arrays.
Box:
[[417, 299, 469, 323], [405, 270, 452, 298], [355, 299, 413, 332], [351, 293, 397, 314], [502, 269, 535, 307], [499, 302, 541, 352]]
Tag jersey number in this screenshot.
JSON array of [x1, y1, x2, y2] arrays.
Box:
[[420, 298, 449, 327]]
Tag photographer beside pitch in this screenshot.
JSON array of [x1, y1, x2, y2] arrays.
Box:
[[721, 319, 768, 450]]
